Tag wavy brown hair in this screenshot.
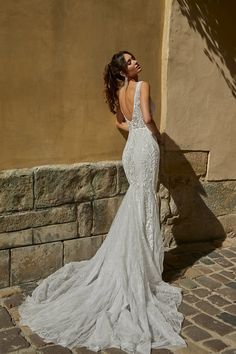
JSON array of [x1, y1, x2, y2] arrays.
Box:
[[103, 50, 135, 114]]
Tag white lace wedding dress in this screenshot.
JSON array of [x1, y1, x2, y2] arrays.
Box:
[[18, 81, 187, 353]]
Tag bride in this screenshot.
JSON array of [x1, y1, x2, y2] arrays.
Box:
[[18, 50, 187, 354]]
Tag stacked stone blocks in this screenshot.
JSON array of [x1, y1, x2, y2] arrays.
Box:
[[0, 151, 235, 289]]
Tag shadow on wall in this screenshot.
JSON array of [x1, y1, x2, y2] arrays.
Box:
[[177, 0, 236, 98], [157, 133, 226, 247]]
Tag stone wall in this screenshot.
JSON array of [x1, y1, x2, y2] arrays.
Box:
[[159, 150, 235, 248], [0, 162, 128, 289], [0, 158, 235, 289]]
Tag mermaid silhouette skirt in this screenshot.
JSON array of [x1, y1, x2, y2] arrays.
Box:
[[18, 123, 187, 354]]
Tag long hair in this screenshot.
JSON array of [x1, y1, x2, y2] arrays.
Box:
[[103, 50, 134, 114]]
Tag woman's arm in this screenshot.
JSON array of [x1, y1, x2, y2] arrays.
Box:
[[145, 120, 163, 144], [140, 81, 163, 145]]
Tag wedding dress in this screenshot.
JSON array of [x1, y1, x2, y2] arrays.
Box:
[[18, 80, 187, 353]]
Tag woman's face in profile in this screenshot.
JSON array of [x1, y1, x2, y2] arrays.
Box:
[[123, 53, 142, 78]]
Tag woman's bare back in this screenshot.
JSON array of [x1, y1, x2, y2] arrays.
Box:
[[117, 81, 138, 122]]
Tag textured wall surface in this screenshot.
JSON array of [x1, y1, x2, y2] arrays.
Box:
[[161, 0, 236, 180], [0, 0, 164, 169]]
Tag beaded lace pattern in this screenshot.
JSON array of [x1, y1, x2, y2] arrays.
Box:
[[18, 80, 187, 354]]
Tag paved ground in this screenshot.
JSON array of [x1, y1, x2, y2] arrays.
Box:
[[0, 237, 236, 354]]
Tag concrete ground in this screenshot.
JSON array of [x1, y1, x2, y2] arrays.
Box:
[[0, 238, 236, 354]]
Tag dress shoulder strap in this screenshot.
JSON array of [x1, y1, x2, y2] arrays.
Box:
[[131, 81, 146, 128], [135, 81, 143, 106]]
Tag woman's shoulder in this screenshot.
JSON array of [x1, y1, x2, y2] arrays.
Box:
[[139, 80, 150, 88], [139, 80, 150, 96]]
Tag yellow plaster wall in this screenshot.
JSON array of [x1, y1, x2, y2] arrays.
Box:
[[0, 0, 164, 170]]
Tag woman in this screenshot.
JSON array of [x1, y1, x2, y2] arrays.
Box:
[[108, 51, 162, 146], [18, 50, 187, 354]]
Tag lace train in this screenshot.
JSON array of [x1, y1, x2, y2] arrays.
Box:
[[18, 184, 187, 353]]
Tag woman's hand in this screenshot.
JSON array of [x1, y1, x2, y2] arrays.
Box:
[[116, 120, 129, 132]]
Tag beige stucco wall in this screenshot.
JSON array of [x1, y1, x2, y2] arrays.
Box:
[[0, 0, 164, 170], [161, 0, 236, 180]]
